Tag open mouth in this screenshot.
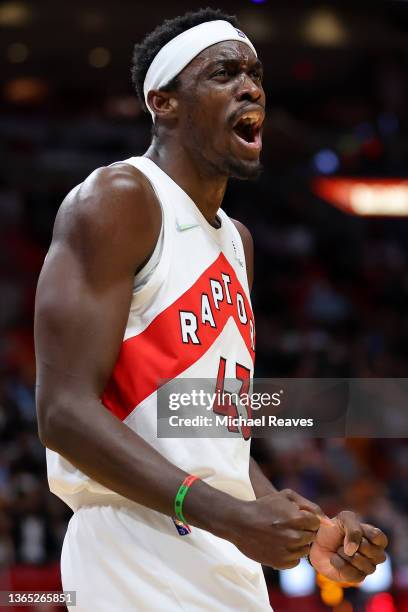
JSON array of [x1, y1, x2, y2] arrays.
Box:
[[232, 111, 263, 146]]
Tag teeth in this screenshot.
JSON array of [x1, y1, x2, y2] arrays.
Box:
[[238, 112, 261, 128], [241, 115, 256, 125]]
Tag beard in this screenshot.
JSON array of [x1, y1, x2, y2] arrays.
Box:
[[203, 145, 263, 181], [222, 156, 263, 181]]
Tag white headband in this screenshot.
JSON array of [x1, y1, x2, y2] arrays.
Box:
[[143, 20, 257, 121]]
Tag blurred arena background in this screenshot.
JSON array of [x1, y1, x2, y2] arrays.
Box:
[[0, 0, 407, 610]]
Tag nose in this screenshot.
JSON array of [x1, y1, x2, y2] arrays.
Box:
[[236, 73, 263, 104]]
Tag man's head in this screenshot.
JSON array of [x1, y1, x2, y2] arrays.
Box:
[[131, 8, 265, 180]]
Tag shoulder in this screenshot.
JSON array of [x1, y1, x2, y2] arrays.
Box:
[[52, 162, 161, 270], [55, 162, 161, 241], [230, 218, 254, 291]]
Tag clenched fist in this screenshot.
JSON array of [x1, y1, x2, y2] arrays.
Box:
[[228, 489, 325, 569], [310, 511, 388, 583]]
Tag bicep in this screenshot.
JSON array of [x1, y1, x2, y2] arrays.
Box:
[[35, 165, 160, 404], [35, 238, 133, 406]]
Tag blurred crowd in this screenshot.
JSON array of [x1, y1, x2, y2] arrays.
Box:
[[0, 184, 69, 571], [0, 34, 407, 610]]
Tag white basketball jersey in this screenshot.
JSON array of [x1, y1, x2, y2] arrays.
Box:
[[46, 156, 257, 511]]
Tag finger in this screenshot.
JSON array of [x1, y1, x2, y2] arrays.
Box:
[[361, 523, 388, 548], [274, 559, 301, 570], [283, 489, 327, 520], [336, 546, 376, 575], [286, 530, 316, 549], [330, 554, 366, 583], [292, 510, 321, 532], [336, 511, 363, 556], [358, 537, 387, 565], [286, 545, 311, 560], [319, 515, 337, 528]]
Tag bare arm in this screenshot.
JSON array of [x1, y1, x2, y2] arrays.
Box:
[[249, 457, 277, 498]]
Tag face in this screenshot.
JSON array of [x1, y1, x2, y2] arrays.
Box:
[[174, 41, 266, 180]]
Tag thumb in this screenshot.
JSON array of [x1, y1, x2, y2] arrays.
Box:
[[282, 489, 329, 521], [336, 511, 363, 556]]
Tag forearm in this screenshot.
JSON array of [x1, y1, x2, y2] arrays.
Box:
[[249, 457, 277, 498], [40, 396, 241, 539]]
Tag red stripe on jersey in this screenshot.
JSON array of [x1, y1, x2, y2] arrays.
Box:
[[101, 253, 255, 421]]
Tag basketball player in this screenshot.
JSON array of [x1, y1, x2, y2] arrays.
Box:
[[34, 8, 387, 611]]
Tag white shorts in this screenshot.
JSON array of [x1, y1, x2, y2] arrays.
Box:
[[61, 500, 272, 611]]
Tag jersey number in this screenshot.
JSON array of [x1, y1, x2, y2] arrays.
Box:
[[212, 357, 252, 440]]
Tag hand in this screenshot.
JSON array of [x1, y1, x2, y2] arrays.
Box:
[[309, 511, 388, 583], [229, 488, 325, 569]]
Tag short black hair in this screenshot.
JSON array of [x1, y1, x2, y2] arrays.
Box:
[[131, 7, 239, 112]]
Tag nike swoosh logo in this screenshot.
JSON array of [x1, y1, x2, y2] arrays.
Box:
[[176, 221, 200, 232]]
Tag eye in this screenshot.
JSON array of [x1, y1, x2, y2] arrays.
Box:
[[251, 70, 262, 81], [212, 68, 228, 78]]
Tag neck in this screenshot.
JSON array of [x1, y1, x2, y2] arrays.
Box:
[[144, 134, 228, 227]]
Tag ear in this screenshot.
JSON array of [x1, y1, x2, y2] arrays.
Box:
[[146, 90, 178, 121]]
